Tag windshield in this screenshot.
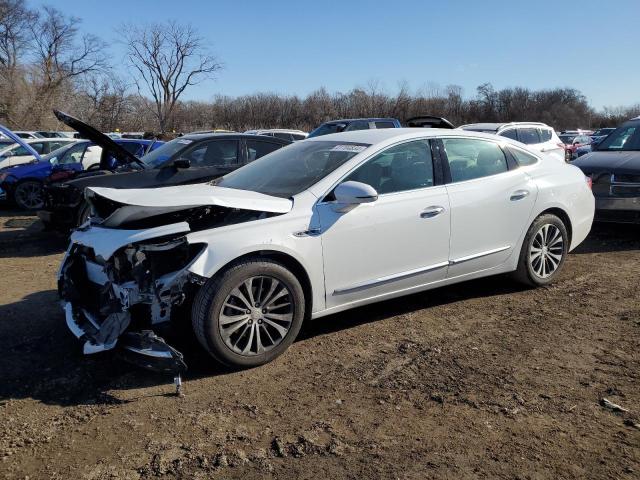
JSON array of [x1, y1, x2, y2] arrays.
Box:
[[307, 123, 346, 138], [214, 140, 370, 198], [140, 138, 191, 167], [596, 124, 640, 151]]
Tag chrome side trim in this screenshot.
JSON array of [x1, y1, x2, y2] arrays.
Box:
[[449, 245, 511, 265], [333, 261, 449, 295]]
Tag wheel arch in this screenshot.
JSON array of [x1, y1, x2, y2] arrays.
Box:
[[537, 207, 573, 246], [212, 249, 314, 321]]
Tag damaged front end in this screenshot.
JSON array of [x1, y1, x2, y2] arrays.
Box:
[[59, 229, 204, 373], [58, 183, 293, 373]]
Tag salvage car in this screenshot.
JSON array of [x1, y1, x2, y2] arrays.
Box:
[[39, 111, 290, 230], [460, 122, 566, 162], [59, 128, 594, 372], [572, 117, 640, 223], [0, 139, 163, 210]]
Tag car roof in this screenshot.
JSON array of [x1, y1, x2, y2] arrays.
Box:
[[305, 127, 522, 146], [460, 122, 549, 131], [322, 118, 397, 124], [179, 133, 290, 142]]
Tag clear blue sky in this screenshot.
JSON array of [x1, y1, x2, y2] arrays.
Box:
[[33, 0, 639, 109]]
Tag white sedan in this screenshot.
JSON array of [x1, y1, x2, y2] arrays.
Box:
[[59, 129, 594, 369], [0, 138, 76, 169]]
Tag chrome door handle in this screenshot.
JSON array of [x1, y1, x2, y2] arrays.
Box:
[[420, 206, 445, 218], [510, 190, 530, 201]]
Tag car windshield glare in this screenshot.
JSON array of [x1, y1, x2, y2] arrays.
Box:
[[140, 138, 191, 167], [596, 125, 640, 151], [213, 140, 370, 198]]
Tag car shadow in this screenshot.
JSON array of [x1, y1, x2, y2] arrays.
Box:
[[0, 213, 68, 258], [0, 276, 526, 408], [572, 222, 640, 254]]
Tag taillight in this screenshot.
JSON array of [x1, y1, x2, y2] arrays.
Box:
[[585, 175, 593, 190]]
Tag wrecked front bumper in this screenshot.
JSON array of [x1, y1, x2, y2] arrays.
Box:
[[58, 224, 206, 371]]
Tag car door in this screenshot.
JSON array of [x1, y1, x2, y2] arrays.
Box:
[[440, 136, 538, 278], [316, 139, 451, 309]]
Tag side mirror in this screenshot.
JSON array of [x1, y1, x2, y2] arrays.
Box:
[[173, 158, 191, 169], [334, 181, 378, 205]]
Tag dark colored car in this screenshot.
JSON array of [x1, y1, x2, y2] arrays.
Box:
[[39, 111, 291, 230], [0, 139, 164, 210], [572, 117, 640, 223], [307, 118, 402, 138]]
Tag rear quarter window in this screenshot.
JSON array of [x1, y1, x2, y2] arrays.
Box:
[[538, 128, 552, 141], [374, 121, 396, 129], [509, 147, 539, 166]]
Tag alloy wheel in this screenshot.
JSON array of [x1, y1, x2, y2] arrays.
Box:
[[529, 224, 564, 278], [15, 182, 44, 210], [218, 275, 294, 356]]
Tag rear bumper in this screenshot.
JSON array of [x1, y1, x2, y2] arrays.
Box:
[[595, 196, 640, 223]]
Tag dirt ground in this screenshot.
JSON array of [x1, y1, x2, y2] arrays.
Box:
[[0, 208, 638, 480]]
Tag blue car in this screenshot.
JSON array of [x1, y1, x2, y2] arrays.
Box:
[[0, 138, 163, 210]]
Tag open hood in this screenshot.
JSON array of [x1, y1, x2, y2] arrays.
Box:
[[0, 124, 42, 161], [405, 116, 455, 129], [53, 110, 145, 169], [86, 184, 293, 227]]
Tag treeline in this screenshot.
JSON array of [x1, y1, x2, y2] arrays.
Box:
[[1, 1, 639, 135]]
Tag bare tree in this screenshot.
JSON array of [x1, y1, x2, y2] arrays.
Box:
[[121, 21, 222, 133]]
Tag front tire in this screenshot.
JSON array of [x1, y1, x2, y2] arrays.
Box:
[[514, 214, 568, 287], [192, 257, 305, 368]]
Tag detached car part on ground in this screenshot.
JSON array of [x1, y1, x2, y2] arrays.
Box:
[[573, 117, 640, 223], [39, 111, 290, 231], [59, 128, 595, 373]]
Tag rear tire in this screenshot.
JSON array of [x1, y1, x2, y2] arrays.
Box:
[[514, 214, 568, 287], [192, 257, 305, 368], [14, 180, 44, 210]]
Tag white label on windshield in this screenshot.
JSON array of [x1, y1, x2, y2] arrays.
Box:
[[331, 144, 367, 153], [176, 139, 193, 144]]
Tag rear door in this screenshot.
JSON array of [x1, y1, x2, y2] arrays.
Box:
[[440, 136, 538, 278]]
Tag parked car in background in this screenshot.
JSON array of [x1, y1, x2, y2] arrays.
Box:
[[0, 138, 163, 210], [58, 128, 594, 371], [12, 131, 44, 139], [245, 129, 308, 141], [35, 131, 69, 138], [564, 135, 593, 161], [574, 129, 617, 159], [39, 111, 291, 230], [573, 117, 640, 223], [307, 118, 401, 138], [459, 122, 565, 162], [189, 129, 236, 134], [0, 137, 76, 169]]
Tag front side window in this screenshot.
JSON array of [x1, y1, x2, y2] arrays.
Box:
[[140, 138, 192, 168], [343, 140, 434, 194], [518, 128, 540, 144], [215, 140, 369, 198], [184, 139, 239, 167], [597, 125, 640, 151], [246, 139, 282, 162], [442, 138, 508, 182], [58, 143, 88, 164]]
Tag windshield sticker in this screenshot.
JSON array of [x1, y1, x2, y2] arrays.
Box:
[[330, 144, 367, 153], [176, 139, 193, 144]]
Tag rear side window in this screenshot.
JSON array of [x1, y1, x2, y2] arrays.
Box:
[[509, 147, 538, 166], [246, 139, 282, 162], [442, 138, 508, 182], [374, 121, 395, 129], [499, 129, 518, 140], [518, 128, 541, 144], [538, 128, 552, 141]]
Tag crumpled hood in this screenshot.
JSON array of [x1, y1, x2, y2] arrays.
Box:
[[573, 150, 640, 174], [87, 183, 293, 227]]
